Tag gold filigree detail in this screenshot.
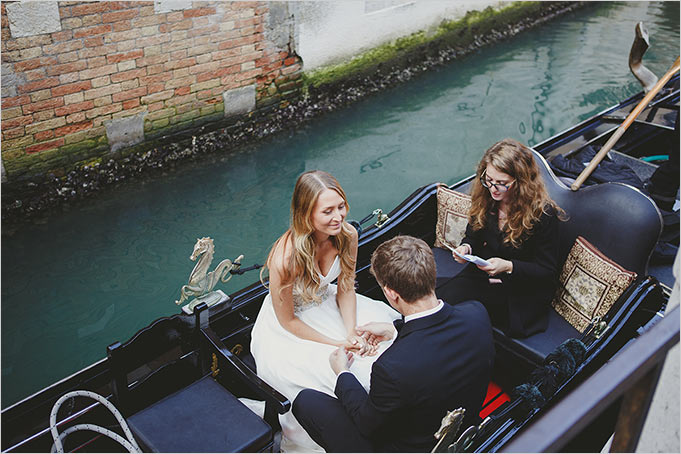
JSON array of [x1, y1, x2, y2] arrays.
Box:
[[211, 353, 220, 377]]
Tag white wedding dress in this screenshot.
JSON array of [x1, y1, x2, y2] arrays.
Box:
[[251, 256, 400, 452]]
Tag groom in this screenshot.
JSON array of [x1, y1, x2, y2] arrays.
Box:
[[293, 235, 494, 452]]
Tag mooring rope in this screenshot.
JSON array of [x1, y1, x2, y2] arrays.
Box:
[[49, 390, 140, 453]]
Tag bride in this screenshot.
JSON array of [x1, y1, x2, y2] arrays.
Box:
[[251, 170, 400, 452]]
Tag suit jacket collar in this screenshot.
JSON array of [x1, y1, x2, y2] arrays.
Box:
[[397, 303, 452, 339]]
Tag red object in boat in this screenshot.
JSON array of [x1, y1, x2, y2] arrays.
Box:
[[480, 382, 510, 419]]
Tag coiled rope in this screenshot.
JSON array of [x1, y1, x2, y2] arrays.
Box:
[[50, 390, 140, 453]]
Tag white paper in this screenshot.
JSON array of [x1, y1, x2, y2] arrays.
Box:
[[444, 243, 491, 267]]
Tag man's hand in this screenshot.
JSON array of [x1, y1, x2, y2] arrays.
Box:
[[330, 347, 354, 375], [356, 322, 396, 346]]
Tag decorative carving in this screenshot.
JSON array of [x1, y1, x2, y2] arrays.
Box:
[[432, 408, 465, 453], [211, 353, 220, 378], [175, 237, 243, 313]]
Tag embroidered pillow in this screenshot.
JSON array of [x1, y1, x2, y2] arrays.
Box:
[[552, 236, 637, 332], [434, 185, 471, 250]]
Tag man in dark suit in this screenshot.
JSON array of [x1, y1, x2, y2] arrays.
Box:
[[293, 235, 494, 452]]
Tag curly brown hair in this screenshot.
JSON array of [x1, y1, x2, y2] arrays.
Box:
[[469, 138, 565, 248]]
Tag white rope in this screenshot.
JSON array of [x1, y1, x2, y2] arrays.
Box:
[[50, 424, 139, 453], [49, 390, 141, 453]]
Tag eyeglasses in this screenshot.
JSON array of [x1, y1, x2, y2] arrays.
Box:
[[480, 169, 515, 192]]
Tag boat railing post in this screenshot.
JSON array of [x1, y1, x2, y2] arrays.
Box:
[[106, 341, 126, 412], [609, 362, 665, 452], [194, 302, 210, 330], [194, 303, 210, 375]]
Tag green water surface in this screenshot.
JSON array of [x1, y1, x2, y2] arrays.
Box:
[[2, 1, 679, 407]]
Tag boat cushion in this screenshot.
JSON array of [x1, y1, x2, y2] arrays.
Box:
[[431, 150, 660, 364], [432, 246, 467, 289], [551, 236, 637, 332], [127, 374, 272, 452], [434, 186, 471, 249], [493, 309, 580, 365]]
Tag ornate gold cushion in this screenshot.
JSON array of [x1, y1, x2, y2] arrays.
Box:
[[552, 236, 637, 332], [434, 185, 471, 249]]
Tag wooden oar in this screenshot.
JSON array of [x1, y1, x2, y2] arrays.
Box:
[[571, 56, 680, 191]]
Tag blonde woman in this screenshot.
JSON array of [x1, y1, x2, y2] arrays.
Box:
[[250, 170, 400, 452], [437, 139, 565, 338]]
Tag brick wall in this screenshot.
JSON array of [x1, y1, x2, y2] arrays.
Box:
[[1, 1, 302, 182]]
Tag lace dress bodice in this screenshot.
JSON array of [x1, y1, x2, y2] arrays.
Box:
[[292, 256, 340, 314]]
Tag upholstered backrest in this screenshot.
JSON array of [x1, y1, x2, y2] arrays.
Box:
[[532, 150, 662, 277], [107, 314, 199, 415]]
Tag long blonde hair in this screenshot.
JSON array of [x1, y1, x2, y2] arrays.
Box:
[[469, 138, 565, 248], [262, 171, 356, 302]]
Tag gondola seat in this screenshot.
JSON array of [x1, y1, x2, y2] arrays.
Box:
[[433, 246, 467, 289], [124, 375, 272, 452], [432, 150, 662, 366], [107, 306, 275, 452]]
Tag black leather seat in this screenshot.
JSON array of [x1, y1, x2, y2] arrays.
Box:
[[432, 150, 662, 365], [107, 304, 283, 452], [534, 151, 662, 278], [433, 246, 467, 289], [126, 375, 271, 452]]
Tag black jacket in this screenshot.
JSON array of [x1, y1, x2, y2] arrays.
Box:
[[461, 207, 560, 337], [334, 301, 494, 452]]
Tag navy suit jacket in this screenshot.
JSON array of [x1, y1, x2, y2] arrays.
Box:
[[334, 300, 494, 452]]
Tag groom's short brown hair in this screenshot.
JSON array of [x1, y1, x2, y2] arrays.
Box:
[[370, 235, 436, 303]]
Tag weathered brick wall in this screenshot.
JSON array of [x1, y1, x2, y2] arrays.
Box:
[[1, 1, 301, 182]]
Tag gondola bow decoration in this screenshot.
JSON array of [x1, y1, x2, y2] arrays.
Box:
[[175, 237, 243, 314]]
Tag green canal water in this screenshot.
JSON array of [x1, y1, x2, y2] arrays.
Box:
[[2, 2, 679, 408]]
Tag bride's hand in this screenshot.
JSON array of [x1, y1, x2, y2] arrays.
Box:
[[345, 334, 377, 357]]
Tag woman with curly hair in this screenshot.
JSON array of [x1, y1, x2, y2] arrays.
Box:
[[437, 138, 565, 338], [250, 170, 399, 452]]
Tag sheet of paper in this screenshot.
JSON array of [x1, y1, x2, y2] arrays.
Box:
[[445, 244, 491, 267]]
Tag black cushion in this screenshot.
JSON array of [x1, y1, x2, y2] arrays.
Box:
[[127, 375, 272, 452], [493, 309, 580, 365], [433, 246, 467, 288], [494, 152, 660, 363]]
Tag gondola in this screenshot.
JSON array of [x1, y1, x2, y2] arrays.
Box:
[[2, 43, 678, 454]]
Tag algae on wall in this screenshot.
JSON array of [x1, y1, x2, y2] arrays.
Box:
[[302, 1, 549, 90]]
